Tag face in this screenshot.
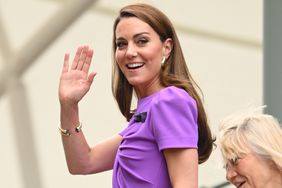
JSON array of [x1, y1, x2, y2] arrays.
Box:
[[225, 153, 278, 188], [115, 17, 171, 95]]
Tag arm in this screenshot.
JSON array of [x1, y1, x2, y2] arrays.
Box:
[[163, 148, 198, 188], [61, 121, 122, 174], [59, 46, 122, 174]]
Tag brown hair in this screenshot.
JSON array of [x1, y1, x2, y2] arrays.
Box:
[[111, 3, 215, 164]]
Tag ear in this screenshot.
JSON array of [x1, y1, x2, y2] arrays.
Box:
[[162, 38, 173, 58]]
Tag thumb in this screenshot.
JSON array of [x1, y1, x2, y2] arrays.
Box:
[[88, 72, 97, 85]]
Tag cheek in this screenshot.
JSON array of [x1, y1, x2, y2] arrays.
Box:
[[150, 46, 163, 61], [143, 50, 162, 63], [115, 51, 124, 65], [115, 51, 120, 61], [236, 163, 256, 179]]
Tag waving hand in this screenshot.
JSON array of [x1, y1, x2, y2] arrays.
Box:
[[59, 46, 96, 105]]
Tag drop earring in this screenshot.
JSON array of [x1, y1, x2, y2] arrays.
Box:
[[161, 56, 166, 65]]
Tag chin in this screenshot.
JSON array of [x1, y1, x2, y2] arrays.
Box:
[[127, 79, 142, 87]]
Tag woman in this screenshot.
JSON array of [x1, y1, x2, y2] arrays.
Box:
[[218, 112, 282, 188], [59, 3, 214, 187]]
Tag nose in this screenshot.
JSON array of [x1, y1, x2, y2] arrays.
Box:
[[226, 165, 238, 182], [126, 43, 137, 58]]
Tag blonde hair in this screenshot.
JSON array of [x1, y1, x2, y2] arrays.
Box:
[[218, 110, 282, 170]]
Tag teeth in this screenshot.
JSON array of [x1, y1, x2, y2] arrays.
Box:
[[127, 63, 144, 68]]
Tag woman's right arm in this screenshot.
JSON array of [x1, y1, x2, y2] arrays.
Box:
[[59, 46, 123, 174]]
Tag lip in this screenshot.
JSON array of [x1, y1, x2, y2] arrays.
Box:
[[235, 181, 246, 188], [126, 62, 145, 70]]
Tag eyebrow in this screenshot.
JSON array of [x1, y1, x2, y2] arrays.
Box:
[[116, 32, 150, 41]]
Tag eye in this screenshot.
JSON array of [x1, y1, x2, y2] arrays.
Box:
[[224, 156, 241, 169], [136, 38, 148, 46], [230, 156, 241, 166], [116, 41, 127, 49]]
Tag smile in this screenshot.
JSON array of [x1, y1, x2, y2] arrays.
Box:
[[127, 63, 144, 69], [236, 181, 246, 188]]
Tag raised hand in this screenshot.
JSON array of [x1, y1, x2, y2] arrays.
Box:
[[59, 46, 96, 106]]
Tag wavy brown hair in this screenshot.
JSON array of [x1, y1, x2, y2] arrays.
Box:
[[111, 3, 215, 164]]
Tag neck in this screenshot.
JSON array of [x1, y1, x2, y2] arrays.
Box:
[[135, 76, 163, 99]]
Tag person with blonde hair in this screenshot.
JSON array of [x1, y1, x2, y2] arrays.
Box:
[[218, 111, 282, 188]]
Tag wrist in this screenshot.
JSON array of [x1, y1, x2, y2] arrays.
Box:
[[58, 122, 82, 136], [60, 100, 79, 112], [59, 97, 79, 107], [60, 103, 80, 130]]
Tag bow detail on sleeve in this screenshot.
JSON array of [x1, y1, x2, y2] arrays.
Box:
[[134, 112, 147, 123]]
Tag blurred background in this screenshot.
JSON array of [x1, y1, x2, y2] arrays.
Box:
[[0, 0, 280, 187]]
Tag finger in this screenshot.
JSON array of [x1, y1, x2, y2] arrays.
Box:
[[77, 46, 89, 70], [71, 46, 83, 70], [62, 53, 69, 73], [82, 48, 94, 73]]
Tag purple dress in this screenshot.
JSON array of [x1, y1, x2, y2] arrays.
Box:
[[112, 86, 198, 188]]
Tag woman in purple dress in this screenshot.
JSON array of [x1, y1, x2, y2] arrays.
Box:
[[58, 3, 214, 188]]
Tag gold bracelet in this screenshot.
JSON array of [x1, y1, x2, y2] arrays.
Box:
[[58, 122, 82, 136]]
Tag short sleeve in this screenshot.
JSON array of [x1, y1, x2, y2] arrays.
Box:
[[150, 87, 198, 150]]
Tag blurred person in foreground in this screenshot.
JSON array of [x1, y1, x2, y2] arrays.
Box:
[[218, 110, 282, 188]]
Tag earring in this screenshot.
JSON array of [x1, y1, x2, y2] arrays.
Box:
[[161, 56, 166, 65]]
